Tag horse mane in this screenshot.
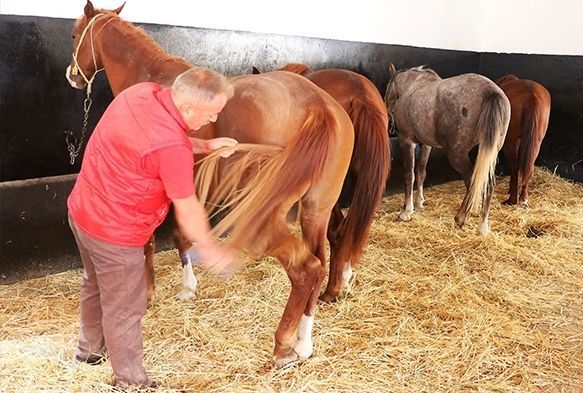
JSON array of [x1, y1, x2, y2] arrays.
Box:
[[83, 10, 191, 71]]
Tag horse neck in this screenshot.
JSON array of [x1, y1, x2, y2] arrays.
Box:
[[94, 17, 190, 95]]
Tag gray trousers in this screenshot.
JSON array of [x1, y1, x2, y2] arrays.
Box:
[[68, 214, 153, 386]]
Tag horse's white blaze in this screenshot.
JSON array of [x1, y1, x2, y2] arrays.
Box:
[[178, 259, 197, 300], [342, 263, 353, 289], [293, 314, 314, 360], [65, 65, 82, 89]]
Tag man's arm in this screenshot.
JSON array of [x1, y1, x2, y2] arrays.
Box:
[[172, 194, 237, 274]]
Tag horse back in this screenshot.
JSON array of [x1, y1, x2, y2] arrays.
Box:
[[497, 78, 551, 141], [215, 71, 353, 147]]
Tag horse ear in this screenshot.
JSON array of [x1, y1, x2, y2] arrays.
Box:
[[84, 0, 95, 18], [113, 2, 126, 15], [389, 63, 397, 77], [252, 66, 261, 75]]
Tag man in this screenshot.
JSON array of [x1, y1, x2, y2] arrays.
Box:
[[68, 66, 238, 389]]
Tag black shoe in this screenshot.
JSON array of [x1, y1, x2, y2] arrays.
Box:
[[75, 353, 108, 365]]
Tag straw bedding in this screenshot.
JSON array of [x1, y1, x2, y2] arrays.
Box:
[[1, 167, 581, 392]]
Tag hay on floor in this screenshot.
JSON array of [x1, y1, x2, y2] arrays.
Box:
[[0, 167, 581, 392]]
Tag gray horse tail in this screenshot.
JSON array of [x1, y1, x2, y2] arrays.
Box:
[[467, 91, 510, 213]]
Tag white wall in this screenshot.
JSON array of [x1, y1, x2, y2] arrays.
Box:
[[1, 0, 582, 56]]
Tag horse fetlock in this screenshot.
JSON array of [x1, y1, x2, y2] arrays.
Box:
[[146, 287, 156, 307]]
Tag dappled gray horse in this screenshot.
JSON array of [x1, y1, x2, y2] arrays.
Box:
[[384, 65, 510, 235]]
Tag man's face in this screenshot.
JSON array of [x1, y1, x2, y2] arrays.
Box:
[[182, 93, 228, 131]]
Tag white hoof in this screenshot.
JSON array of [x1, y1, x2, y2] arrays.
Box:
[[399, 210, 413, 221]]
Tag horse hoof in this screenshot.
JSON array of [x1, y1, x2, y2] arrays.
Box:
[[518, 200, 528, 207], [502, 198, 517, 205], [398, 211, 413, 221], [318, 291, 339, 303], [272, 347, 300, 368], [146, 289, 156, 307], [177, 290, 196, 301]]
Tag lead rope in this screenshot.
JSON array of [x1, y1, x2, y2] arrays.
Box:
[[65, 13, 107, 165]]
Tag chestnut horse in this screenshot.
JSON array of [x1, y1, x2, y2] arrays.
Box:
[[385, 65, 510, 235], [66, 1, 355, 367], [255, 63, 390, 301], [496, 74, 551, 206]]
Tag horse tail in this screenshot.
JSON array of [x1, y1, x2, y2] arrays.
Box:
[[517, 96, 542, 184], [196, 106, 338, 252], [339, 96, 390, 265], [467, 91, 509, 212]]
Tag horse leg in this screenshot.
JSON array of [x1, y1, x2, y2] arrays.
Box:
[[447, 152, 474, 229], [173, 227, 198, 300], [399, 140, 416, 221], [265, 217, 324, 368], [502, 142, 519, 205], [320, 203, 351, 302], [296, 211, 329, 358], [144, 235, 156, 306], [414, 145, 432, 210]]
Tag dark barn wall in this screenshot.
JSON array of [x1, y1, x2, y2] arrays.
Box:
[[1, 15, 582, 283]]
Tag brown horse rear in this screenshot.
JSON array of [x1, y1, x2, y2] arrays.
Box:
[[277, 64, 391, 301], [66, 1, 354, 367], [496, 75, 551, 205]]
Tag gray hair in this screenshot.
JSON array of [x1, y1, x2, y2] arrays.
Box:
[[172, 66, 234, 102]]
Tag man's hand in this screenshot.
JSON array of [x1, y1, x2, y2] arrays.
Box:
[[197, 243, 239, 279], [207, 137, 238, 158]]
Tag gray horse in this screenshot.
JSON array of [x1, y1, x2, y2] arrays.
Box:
[[385, 65, 510, 235]]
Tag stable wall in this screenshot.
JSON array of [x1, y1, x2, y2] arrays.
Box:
[[1, 12, 582, 283]]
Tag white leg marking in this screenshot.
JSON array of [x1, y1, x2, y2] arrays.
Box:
[[341, 263, 353, 290], [178, 259, 197, 300], [293, 314, 314, 360], [478, 220, 490, 236]]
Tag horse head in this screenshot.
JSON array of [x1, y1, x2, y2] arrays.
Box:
[[65, 0, 125, 91]]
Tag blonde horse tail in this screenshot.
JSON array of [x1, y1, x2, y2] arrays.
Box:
[[196, 106, 336, 252], [466, 91, 509, 213], [339, 97, 390, 265]]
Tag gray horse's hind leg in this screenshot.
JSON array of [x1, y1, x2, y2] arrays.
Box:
[[399, 141, 416, 221], [414, 145, 432, 210], [447, 151, 474, 229]]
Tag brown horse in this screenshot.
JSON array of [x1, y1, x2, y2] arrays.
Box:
[[255, 63, 391, 301], [66, 1, 355, 367], [384, 65, 510, 235], [496, 74, 551, 206]]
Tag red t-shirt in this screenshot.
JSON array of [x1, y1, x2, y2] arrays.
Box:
[[68, 83, 195, 246]]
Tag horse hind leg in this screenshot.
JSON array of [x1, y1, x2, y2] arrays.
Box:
[[414, 145, 432, 210], [447, 151, 474, 229], [478, 177, 495, 235], [320, 203, 353, 302], [502, 142, 520, 205], [263, 215, 326, 368]]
